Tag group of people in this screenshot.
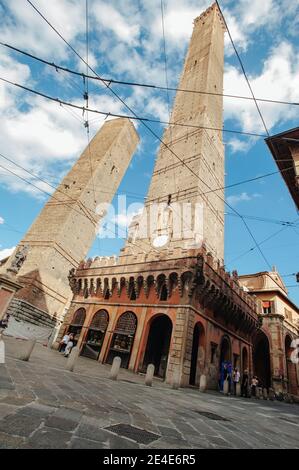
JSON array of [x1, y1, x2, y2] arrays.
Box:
[[58, 332, 75, 357], [221, 363, 261, 397]]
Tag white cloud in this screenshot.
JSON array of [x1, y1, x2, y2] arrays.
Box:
[[0, 217, 4, 224], [226, 192, 261, 206], [224, 41, 299, 134], [226, 137, 257, 154], [93, 2, 140, 46], [0, 246, 15, 260], [0, 0, 86, 59]]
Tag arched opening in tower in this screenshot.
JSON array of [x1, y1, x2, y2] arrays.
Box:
[[189, 322, 205, 386], [142, 314, 173, 379], [219, 335, 232, 391], [285, 335, 298, 395], [253, 331, 271, 389]]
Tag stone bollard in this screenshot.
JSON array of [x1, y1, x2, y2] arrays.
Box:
[[199, 374, 207, 392], [109, 356, 121, 380], [145, 364, 155, 387], [268, 388, 275, 401], [66, 346, 79, 372], [256, 387, 263, 399], [0, 333, 4, 364], [263, 388, 268, 400], [171, 368, 180, 390], [18, 339, 36, 361], [223, 379, 229, 395], [236, 382, 241, 397]]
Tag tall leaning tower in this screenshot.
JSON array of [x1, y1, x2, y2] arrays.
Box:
[[124, 3, 225, 262], [2, 119, 139, 324]]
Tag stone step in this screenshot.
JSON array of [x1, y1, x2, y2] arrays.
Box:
[[7, 299, 56, 328]]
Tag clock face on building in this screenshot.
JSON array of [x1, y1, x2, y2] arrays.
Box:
[[152, 234, 169, 248]]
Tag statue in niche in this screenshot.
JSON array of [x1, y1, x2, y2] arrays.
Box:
[[8, 245, 29, 274], [68, 268, 77, 293]]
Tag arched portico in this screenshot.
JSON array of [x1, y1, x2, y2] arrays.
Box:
[[142, 314, 173, 378]]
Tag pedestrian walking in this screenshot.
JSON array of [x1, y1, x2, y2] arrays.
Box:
[[233, 367, 240, 395], [64, 334, 74, 357], [241, 369, 249, 397], [59, 332, 70, 352], [251, 376, 259, 397]]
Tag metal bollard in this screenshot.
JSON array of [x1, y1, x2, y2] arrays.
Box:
[[18, 339, 36, 361], [109, 356, 121, 380], [0, 334, 4, 364], [66, 346, 79, 372], [199, 374, 207, 392], [145, 364, 155, 387]]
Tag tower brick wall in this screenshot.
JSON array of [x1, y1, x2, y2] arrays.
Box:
[[123, 4, 225, 262], [2, 118, 139, 322]]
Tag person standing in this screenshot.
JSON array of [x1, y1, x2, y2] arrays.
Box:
[[233, 367, 240, 395], [64, 334, 74, 357], [241, 369, 249, 397], [59, 332, 70, 353], [251, 376, 259, 397]]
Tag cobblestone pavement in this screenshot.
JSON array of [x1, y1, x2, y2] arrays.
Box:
[[0, 336, 298, 449]]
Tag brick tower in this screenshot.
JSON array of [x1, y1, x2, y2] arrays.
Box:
[[2, 118, 139, 325], [123, 3, 225, 263]]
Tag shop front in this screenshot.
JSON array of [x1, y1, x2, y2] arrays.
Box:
[[68, 308, 86, 346], [106, 311, 137, 369], [80, 309, 109, 360]]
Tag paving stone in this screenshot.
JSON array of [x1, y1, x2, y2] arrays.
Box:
[[75, 418, 111, 443], [16, 402, 56, 419], [0, 431, 25, 449], [23, 426, 71, 449], [70, 437, 107, 449], [0, 396, 33, 406], [45, 407, 82, 431], [0, 413, 43, 437], [0, 403, 18, 420]]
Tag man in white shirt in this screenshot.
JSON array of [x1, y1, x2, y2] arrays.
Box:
[[233, 367, 240, 395], [59, 333, 70, 353]]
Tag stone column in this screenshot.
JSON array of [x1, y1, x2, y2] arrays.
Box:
[[99, 305, 118, 363], [167, 306, 193, 387], [267, 315, 285, 394], [128, 306, 147, 371]]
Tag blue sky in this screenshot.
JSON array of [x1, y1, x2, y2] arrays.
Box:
[[0, 0, 299, 305]]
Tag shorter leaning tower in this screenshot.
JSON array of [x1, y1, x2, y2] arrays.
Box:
[[1, 118, 139, 327]]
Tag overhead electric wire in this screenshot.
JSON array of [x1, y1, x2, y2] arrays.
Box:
[[24, 0, 284, 268], [226, 220, 298, 265], [0, 160, 162, 256], [2, 148, 297, 232], [1, 40, 299, 108], [0, 75, 266, 138]]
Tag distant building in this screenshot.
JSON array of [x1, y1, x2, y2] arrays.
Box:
[[239, 269, 299, 396], [265, 127, 299, 211]]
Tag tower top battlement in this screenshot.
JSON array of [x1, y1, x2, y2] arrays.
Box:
[[194, 2, 226, 31]]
